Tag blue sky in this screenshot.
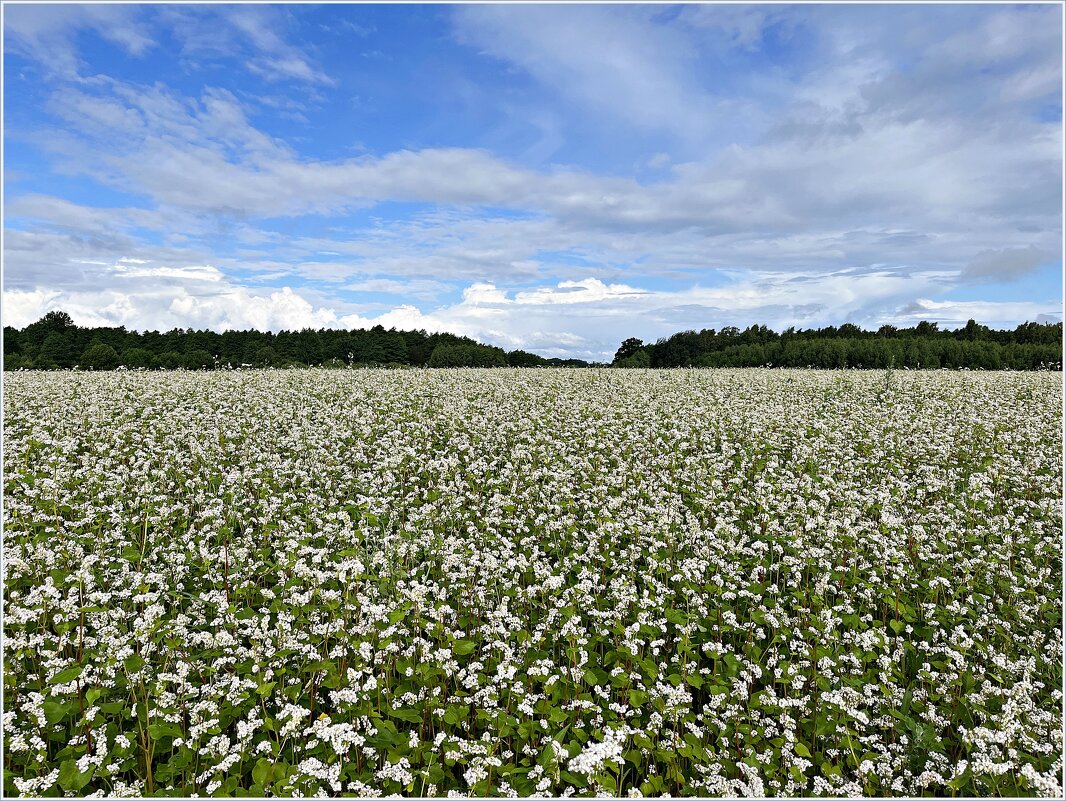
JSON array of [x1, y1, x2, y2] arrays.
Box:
[[3, 2, 1062, 359]]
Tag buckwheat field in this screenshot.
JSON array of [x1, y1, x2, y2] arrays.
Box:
[[2, 368, 1062, 798]]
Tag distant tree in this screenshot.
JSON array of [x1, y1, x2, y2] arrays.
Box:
[[8, 312, 1062, 372], [612, 337, 644, 364], [428, 342, 464, 367], [837, 322, 863, 338], [508, 349, 547, 367], [380, 332, 409, 364], [617, 349, 650, 368], [159, 351, 184, 369], [479, 346, 508, 367], [41, 332, 76, 368], [183, 349, 214, 370], [296, 329, 324, 365], [4, 326, 23, 356], [428, 341, 505, 367], [81, 343, 120, 370], [652, 330, 705, 367], [958, 319, 987, 341], [403, 329, 434, 365], [121, 348, 154, 368], [255, 346, 279, 367], [24, 310, 75, 346]]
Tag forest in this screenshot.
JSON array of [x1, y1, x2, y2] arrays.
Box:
[[2, 311, 1061, 370], [613, 320, 1062, 370], [1, 311, 585, 370]]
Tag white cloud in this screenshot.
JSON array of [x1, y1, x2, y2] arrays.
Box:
[[4, 4, 154, 77], [890, 298, 1061, 330], [220, 7, 334, 85], [34, 72, 1059, 270], [341, 278, 452, 301], [3, 262, 1059, 362], [452, 5, 717, 143], [5, 4, 331, 86]]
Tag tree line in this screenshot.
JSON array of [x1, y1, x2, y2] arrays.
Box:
[[613, 320, 1062, 370], [2, 311, 589, 370], [3, 311, 1060, 371]]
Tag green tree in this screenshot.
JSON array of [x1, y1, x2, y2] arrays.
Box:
[[121, 348, 154, 368], [159, 351, 184, 369], [612, 337, 644, 364], [24, 310, 74, 347], [183, 349, 214, 370], [81, 343, 120, 370], [4, 326, 23, 357], [380, 332, 409, 364], [41, 332, 77, 369], [508, 349, 547, 367], [428, 342, 464, 367], [255, 346, 279, 367], [617, 350, 650, 368]]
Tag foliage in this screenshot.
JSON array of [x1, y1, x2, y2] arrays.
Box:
[[80, 344, 120, 371], [616, 350, 650, 368], [611, 320, 1063, 370], [3, 313, 590, 371], [2, 369, 1062, 797], [613, 338, 644, 364], [427, 341, 508, 368]]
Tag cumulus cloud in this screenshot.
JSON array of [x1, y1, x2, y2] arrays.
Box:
[[4, 262, 1042, 362]]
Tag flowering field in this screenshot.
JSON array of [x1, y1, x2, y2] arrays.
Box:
[[3, 368, 1062, 798]]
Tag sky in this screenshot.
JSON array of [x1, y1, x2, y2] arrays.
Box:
[[3, 2, 1063, 360]]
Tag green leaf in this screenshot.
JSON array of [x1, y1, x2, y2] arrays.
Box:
[[121, 546, 143, 562], [948, 766, 972, 791], [443, 704, 469, 726], [58, 759, 94, 792], [149, 722, 183, 740], [451, 639, 477, 657], [387, 707, 422, 723], [794, 742, 813, 758], [453, 640, 476, 657], [49, 665, 83, 685], [124, 654, 145, 674], [252, 758, 274, 787], [43, 701, 67, 725], [664, 608, 687, 625]]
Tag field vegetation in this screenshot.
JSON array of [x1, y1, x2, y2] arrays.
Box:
[[3, 368, 1062, 797]]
